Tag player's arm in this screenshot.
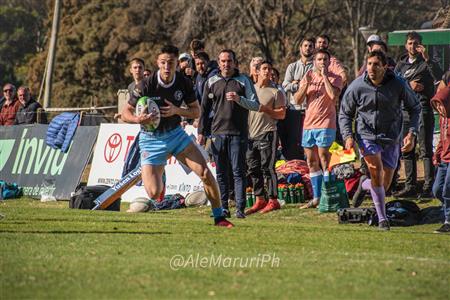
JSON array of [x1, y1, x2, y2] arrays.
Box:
[[401, 81, 421, 153], [121, 103, 156, 125], [293, 71, 310, 105], [182, 100, 201, 119], [160, 99, 200, 119], [263, 90, 286, 120], [282, 64, 298, 93], [338, 87, 357, 150], [120, 103, 139, 123], [228, 76, 261, 111], [322, 68, 341, 100]]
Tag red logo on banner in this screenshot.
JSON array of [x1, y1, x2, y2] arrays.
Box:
[[104, 133, 122, 163]]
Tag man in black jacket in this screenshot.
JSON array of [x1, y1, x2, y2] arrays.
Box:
[[394, 31, 442, 198], [15, 87, 47, 124], [197, 49, 266, 218]]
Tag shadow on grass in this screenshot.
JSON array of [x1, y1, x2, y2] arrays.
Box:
[[0, 230, 171, 235], [1, 218, 163, 224]]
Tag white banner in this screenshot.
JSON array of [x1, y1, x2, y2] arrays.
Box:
[[87, 124, 215, 201]]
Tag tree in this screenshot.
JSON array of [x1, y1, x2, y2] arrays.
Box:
[[19, 0, 444, 107], [0, 5, 44, 85]]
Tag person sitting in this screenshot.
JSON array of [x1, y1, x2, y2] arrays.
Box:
[[15, 86, 47, 124], [0, 83, 21, 126]]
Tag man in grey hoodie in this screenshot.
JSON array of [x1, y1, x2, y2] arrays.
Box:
[[339, 50, 421, 231]]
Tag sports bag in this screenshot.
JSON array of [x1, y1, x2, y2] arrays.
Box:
[[0, 180, 23, 200], [319, 178, 350, 213], [70, 185, 120, 211], [385, 200, 421, 226], [337, 207, 377, 224]]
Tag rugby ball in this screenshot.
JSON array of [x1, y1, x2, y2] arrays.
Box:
[[185, 191, 209, 207], [126, 197, 155, 213], [135, 96, 161, 131]]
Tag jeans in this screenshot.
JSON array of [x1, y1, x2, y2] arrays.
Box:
[[402, 106, 434, 190], [211, 134, 247, 211], [246, 131, 278, 199], [432, 162, 450, 223]]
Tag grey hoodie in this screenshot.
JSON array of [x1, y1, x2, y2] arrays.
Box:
[[339, 69, 421, 145]]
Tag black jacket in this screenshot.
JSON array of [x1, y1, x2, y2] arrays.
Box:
[[195, 62, 219, 103], [395, 54, 442, 106], [199, 70, 259, 136], [15, 99, 47, 124]]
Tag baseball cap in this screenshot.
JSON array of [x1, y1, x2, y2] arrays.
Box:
[[178, 53, 192, 61], [366, 34, 387, 48]]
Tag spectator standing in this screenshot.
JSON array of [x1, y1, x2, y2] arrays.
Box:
[[193, 51, 219, 131], [394, 31, 442, 198], [143, 69, 152, 78], [246, 61, 286, 215], [198, 49, 266, 218], [128, 58, 145, 99], [249, 56, 263, 83], [315, 34, 348, 85], [294, 49, 343, 209], [178, 52, 196, 82], [358, 34, 396, 76], [280, 37, 315, 160], [430, 85, 450, 233]]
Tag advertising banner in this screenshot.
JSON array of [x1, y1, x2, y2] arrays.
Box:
[[0, 125, 98, 199]]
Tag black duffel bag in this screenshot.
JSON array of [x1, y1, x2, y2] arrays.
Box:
[[69, 185, 120, 211]]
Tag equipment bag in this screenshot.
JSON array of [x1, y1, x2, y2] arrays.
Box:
[[319, 178, 350, 213], [337, 207, 377, 224], [153, 193, 186, 210], [70, 185, 120, 211], [0, 180, 23, 200], [385, 200, 421, 226]]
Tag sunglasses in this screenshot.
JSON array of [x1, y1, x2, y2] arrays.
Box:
[[3, 89, 13, 92]]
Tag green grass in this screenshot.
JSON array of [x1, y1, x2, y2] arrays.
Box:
[[0, 198, 449, 300]]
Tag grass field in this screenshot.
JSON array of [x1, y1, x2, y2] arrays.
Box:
[[0, 198, 449, 300]]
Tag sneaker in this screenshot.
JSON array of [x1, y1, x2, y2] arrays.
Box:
[[214, 217, 234, 228], [393, 187, 417, 198], [299, 198, 319, 209], [378, 220, 390, 231], [235, 210, 246, 219], [434, 223, 450, 234], [259, 199, 281, 214], [222, 209, 231, 218], [245, 198, 268, 215], [352, 175, 368, 208]]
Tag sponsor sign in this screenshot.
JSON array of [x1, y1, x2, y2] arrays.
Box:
[[87, 124, 216, 201], [0, 125, 98, 199], [88, 124, 140, 186]]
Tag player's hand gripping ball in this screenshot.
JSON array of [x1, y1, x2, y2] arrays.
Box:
[[135, 96, 161, 131]]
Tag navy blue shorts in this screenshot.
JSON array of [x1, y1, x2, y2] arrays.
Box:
[[357, 139, 400, 170]]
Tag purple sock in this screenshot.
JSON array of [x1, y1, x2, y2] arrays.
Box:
[[371, 186, 387, 222], [361, 178, 372, 191]]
